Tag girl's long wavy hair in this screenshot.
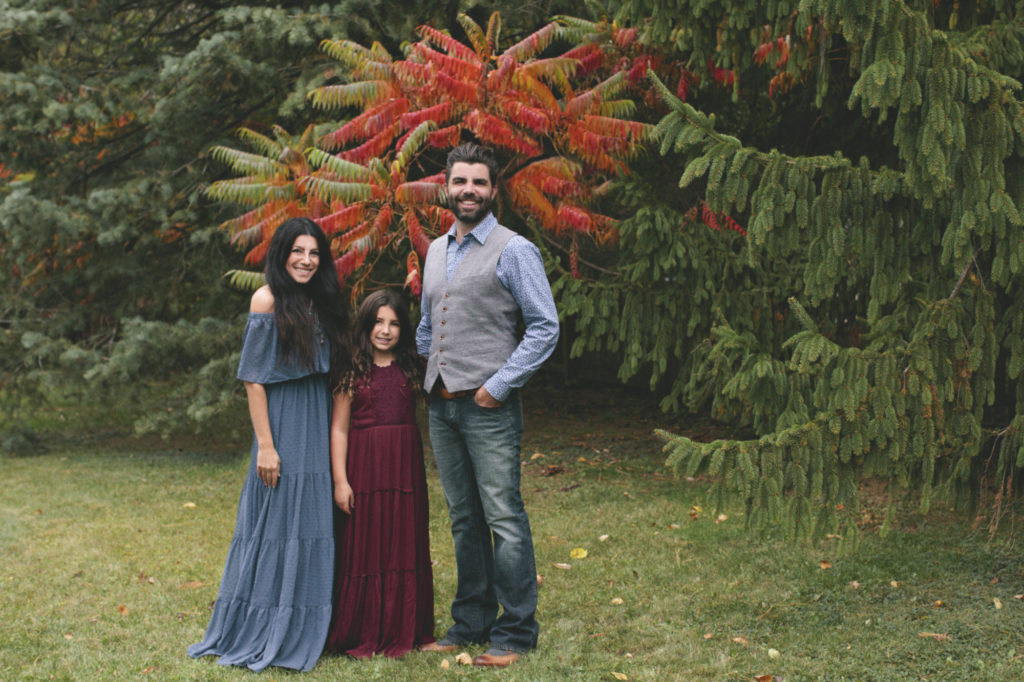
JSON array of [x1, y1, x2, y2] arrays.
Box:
[[337, 288, 423, 395], [264, 217, 349, 382]]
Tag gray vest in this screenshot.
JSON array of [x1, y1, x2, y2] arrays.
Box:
[[422, 225, 519, 393]]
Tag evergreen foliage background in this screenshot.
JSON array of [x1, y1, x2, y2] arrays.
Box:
[[556, 0, 1024, 539], [3, 0, 1024, 537]]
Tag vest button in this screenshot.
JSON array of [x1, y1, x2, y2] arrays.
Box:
[[441, 320, 446, 325], [439, 334, 444, 339], [442, 307, 447, 312]]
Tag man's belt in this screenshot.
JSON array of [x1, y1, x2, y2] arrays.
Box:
[[436, 384, 476, 400]]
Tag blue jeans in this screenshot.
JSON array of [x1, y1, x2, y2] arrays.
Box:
[[428, 390, 539, 653]]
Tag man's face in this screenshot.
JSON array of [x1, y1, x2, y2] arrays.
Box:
[[446, 162, 497, 225]]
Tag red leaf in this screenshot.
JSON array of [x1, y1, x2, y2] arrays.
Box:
[[317, 204, 366, 236], [334, 248, 368, 282], [400, 102, 455, 130], [404, 251, 422, 295], [406, 210, 433, 258]]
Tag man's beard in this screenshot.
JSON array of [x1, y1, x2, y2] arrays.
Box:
[[450, 192, 493, 225]]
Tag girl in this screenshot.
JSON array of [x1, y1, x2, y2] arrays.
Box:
[[188, 218, 348, 672], [325, 289, 435, 658]]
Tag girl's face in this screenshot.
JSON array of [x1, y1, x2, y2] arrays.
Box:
[[370, 305, 400, 354], [285, 235, 320, 284]]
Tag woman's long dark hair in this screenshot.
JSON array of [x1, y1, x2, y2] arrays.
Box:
[[337, 288, 422, 395], [264, 217, 348, 379]]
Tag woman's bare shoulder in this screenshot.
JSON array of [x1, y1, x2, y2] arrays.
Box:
[[250, 285, 275, 313]]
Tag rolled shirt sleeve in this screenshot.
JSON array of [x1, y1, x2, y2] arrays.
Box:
[[416, 285, 432, 357], [483, 236, 559, 402]]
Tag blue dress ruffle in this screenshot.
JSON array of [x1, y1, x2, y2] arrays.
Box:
[[188, 313, 334, 672]]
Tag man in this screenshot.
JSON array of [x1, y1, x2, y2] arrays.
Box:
[[416, 143, 559, 667]]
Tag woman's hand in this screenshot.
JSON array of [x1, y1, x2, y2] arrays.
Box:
[[256, 446, 281, 488], [334, 481, 354, 514]]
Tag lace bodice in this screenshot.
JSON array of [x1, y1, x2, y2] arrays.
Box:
[[349, 362, 416, 430]]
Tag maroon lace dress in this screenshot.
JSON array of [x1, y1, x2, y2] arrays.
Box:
[[326, 362, 435, 658]]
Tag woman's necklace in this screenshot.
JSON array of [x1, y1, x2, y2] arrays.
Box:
[[308, 300, 324, 344]]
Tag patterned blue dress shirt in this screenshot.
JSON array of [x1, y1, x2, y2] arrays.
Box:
[[415, 213, 560, 402]]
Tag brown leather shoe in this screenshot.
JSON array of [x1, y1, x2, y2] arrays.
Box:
[[472, 650, 520, 667], [418, 640, 459, 653]]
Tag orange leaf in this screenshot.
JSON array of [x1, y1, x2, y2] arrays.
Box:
[[918, 632, 951, 642]]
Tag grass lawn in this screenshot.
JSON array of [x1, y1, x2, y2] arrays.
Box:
[[1, 386, 1022, 681]]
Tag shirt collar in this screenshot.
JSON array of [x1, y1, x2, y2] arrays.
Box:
[[446, 212, 498, 245]]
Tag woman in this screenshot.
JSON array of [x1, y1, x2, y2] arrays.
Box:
[[188, 217, 348, 672]]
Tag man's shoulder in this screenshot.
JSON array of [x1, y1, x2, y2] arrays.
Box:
[[498, 231, 541, 259], [426, 234, 449, 253]]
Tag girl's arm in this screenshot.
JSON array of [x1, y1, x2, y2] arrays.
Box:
[[330, 390, 355, 513], [245, 382, 279, 488]]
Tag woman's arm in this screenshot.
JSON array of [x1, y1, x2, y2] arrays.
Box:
[[245, 381, 280, 488], [330, 390, 355, 513], [246, 284, 279, 489]]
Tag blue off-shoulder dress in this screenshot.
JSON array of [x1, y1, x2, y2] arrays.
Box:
[[188, 312, 334, 672]]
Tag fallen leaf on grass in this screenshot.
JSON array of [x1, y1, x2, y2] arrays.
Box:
[[919, 632, 951, 642], [182, 502, 197, 509], [731, 636, 749, 645], [577, 457, 588, 463], [668, 523, 680, 529], [611, 673, 628, 681], [140, 666, 155, 674], [933, 600, 943, 608], [440, 659, 450, 670], [994, 597, 1003, 609], [890, 580, 899, 587], [768, 648, 780, 659], [715, 513, 728, 523], [570, 547, 588, 559], [820, 560, 832, 570], [703, 633, 714, 640], [848, 580, 860, 589], [599, 534, 610, 542], [553, 563, 572, 570], [64, 633, 73, 640], [610, 597, 624, 605], [455, 652, 473, 665], [991, 576, 999, 584], [536, 574, 543, 587], [689, 505, 702, 521], [530, 452, 545, 460], [179, 581, 205, 590], [1015, 594, 1023, 600], [117, 604, 128, 615], [541, 465, 564, 476]]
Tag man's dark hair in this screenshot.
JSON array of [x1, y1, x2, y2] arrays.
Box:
[[445, 143, 499, 185]]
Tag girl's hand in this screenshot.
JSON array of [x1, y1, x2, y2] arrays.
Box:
[[256, 447, 281, 488], [334, 481, 354, 514]]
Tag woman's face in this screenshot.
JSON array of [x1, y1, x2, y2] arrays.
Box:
[[370, 305, 401, 354], [285, 235, 320, 285]]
